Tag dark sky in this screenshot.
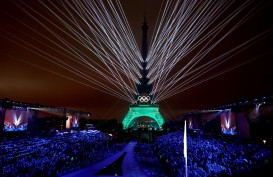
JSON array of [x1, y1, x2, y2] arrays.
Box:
[[0, 0, 273, 121]]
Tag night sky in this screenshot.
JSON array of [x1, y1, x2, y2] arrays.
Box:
[[0, 0, 273, 121]]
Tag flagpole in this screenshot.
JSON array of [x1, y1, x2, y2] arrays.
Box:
[[184, 120, 187, 177]]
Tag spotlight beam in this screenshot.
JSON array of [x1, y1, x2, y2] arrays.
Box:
[[0, 0, 271, 104]]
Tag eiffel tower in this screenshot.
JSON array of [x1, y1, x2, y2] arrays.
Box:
[[122, 18, 165, 130]]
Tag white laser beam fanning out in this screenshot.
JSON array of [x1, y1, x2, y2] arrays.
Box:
[[0, 0, 271, 103]]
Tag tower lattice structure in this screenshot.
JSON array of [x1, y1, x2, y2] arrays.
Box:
[[122, 18, 164, 129]]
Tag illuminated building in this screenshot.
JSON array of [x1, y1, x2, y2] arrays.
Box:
[[122, 18, 165, 129]]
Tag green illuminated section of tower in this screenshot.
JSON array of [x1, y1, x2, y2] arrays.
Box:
[[122, 105, 164, 129]]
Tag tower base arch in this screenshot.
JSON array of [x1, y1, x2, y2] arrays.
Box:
[[122, 104, 164, 130]]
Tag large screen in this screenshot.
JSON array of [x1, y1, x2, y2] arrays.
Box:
[[66, 115, 80, 129], [4, 109, 29, 131], [221, 111, 236, 135], [71, 115, 79, 128]]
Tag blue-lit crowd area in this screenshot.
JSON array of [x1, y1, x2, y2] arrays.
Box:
[[135, 131, 272, 177], [0, 130, 126, 177], [1, 96, 273, 177]]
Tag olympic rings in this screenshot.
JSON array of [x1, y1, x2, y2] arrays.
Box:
[[138, 96, 150, 102]]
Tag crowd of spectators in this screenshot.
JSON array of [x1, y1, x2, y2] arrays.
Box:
[[0, 130, 126, 177], [1, 128, 272, 177], [135, 131, 273, 177]]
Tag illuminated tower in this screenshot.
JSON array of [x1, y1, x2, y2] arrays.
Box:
[[136, 17, 152, 102], [122, 18, 164, 129]]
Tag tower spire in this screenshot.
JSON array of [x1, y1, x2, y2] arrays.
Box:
[[141, 14, 148, 61], [137, 16, 151, 96]]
